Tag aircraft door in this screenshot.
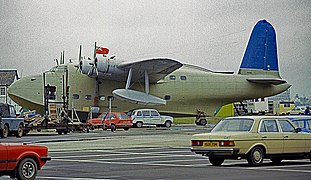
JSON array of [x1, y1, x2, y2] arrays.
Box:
[[150, 110, 161, 124]]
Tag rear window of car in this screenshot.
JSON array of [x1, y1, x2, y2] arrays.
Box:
[[151, 110, 159, 116], [212, 118, 254, 132], [117, 113, 129, 120]]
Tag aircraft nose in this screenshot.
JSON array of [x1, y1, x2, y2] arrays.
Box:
[[8, 75, 43, 110]]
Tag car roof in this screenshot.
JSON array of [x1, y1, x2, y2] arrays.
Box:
[[133, 109, 157, 111], [224, 116, 292, 120], [282, 115, 311, 120]]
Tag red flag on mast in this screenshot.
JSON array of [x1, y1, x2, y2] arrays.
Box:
[[96, 46, 109, 54]]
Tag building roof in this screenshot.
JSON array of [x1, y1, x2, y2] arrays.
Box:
[[0, 70, 19, 86]]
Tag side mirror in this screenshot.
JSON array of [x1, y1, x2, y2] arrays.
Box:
[[295, 128, 302, 133]]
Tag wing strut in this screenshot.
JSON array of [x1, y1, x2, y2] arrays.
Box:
[[125, 67, 132, 89], [112, 68, 166, 105], [145, 71, 149, 94]]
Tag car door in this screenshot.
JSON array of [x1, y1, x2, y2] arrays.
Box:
[[142, 110, 151, 124], [278, 119, 306, 153], [259, 119, 283, 154], [0, 143, 8, 170], [150, 110, 161, 125]]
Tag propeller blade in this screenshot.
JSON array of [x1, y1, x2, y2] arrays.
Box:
[[78, 45, 83, 72], [93, 42, 97, 59]]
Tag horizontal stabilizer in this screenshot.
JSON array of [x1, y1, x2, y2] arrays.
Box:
[[112, 89, 166, 105], [247, 78, 287, 85]]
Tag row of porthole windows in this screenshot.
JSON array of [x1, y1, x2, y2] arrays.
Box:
[[72, 94, 172, 101], [169, 75, 187, 81]]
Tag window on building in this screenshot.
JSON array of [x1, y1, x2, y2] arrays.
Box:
[[0, 87, 6, 96]]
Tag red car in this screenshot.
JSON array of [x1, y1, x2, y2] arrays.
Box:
[[87, 112, 107, 128], [87, 112, 133, 132], [0, 143, 51, 180]]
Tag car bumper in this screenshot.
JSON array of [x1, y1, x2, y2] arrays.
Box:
[[40, 156, 52, 161], [191, 147, 240, 156]]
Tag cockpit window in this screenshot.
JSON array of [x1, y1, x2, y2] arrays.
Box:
[[48, 65, 67, 72]]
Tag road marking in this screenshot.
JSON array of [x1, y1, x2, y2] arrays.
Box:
[[52, 151, 199, 159], [38, 177, 111, 180], [52, 158, 209, 167]]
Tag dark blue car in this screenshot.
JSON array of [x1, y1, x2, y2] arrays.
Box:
[[286, 116, 311, 133]]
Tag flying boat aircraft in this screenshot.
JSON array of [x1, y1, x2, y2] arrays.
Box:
[[8, 20, 291, 121]]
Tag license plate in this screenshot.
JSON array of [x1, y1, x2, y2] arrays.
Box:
[[203, 141, 219, 147]]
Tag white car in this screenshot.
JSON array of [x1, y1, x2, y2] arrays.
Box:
[[130, 109, 173, 128], [287, 106, 306, 115]]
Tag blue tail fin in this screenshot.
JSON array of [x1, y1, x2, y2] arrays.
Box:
[[239, 20, 280, 77]]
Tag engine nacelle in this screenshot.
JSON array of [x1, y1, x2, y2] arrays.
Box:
[[96, 55, 123, 76], [79, 54, 124, 79], [80, 58, 92, 75], [96, 55, 110, 73]]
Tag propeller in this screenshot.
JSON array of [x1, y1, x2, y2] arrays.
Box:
[[88, 42, 99, 77], [74, 45, 83, 72]]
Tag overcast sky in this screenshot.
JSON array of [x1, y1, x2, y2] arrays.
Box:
[[1, 0, 310, 97]]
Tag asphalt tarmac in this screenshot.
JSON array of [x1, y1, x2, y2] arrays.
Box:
[[1, 125, 311, 180]]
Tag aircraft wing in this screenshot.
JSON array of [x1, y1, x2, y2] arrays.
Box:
[[117, 58, 183, 83], [247, 78, 287, 85]]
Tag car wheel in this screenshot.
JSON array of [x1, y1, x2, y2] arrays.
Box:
[[111, 124, 116, 132], [164, 121, 171, 128], [270, 158, 282, 164], [16, 158, 38, 180], [1, 124, 9, 138], [23, 130, 30, 136], [200, 119, 207, 126], [136, 122, 143, 128], [247, 146, 264, 166], [209, 157, 224, 166], [16, 124, 24, 138]]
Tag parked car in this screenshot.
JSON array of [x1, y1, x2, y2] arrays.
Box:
[[286, 115, 311, 133], [130, 109, 173, 128], [86, 113, 107, 129], [287, 106, 306, 115], [0, 103, 25, 138], [87, 112, 132, 132], [0, 143, 51, 180], [191, 116, 311, 166]]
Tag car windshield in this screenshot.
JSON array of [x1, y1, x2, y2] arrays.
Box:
[[212, 118, 254, 132], [117, 113, 129, 120]]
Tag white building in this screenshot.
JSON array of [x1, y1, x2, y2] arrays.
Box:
[[0, 70, 21, 112]]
